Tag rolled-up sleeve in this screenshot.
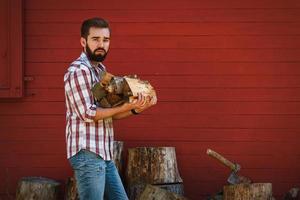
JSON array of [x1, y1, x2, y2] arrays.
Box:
[[68, 68, 96, 122]]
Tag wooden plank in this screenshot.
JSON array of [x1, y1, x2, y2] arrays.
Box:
[[1, 141, 300, 165], [1, 101, 300, 115], [122, 141, 300, 156], [115, 127, 300, 142], [0, 127, 64, 141], [25, 9, 300, 23], [0, 141, 65, 155], [179, 154, 300, 169], [25, 35, 300, 49], [25, 48, 300, 63], [1, 114, 300, 128], [178, 168, 300, 182], [3, 140, 300, 156], [25, 62, 300, 76], [0, 102, 64, 115], [22, 75, 300, 89], [25, 0, 300, 10], [1, 126, 299, 142], [22, 88, 300, 102], [0, 154, 68, 168], [25, 22, 300, 36]]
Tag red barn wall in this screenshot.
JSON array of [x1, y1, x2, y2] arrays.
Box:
[[1, 0, 300, 199]]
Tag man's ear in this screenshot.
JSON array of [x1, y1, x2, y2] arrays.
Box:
[[80, 37, 86, 48]]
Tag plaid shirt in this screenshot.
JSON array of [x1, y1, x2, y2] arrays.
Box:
[[64, 52, 113, 160]]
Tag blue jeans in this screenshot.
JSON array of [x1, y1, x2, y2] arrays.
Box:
[[69, 150, 128, 200]]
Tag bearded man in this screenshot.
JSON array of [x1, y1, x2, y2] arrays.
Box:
[[64, 17, 156, 200]]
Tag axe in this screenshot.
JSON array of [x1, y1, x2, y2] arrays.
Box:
[[207, 149, 251, 185]]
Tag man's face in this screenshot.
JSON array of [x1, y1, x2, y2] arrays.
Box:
[[81, 27, 110, 62]]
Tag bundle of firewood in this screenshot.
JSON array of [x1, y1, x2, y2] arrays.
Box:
[[91, 71, 156, 108]]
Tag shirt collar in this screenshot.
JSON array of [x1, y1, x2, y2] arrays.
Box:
[[80, 52, 106, 72]]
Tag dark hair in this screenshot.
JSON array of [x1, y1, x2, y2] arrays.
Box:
[[81, 17, 110, 39]]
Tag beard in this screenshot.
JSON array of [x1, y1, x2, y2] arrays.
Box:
[[86, 44, 108, 62]]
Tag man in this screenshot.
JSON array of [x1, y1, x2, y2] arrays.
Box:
[[64, 17, 156, 200]]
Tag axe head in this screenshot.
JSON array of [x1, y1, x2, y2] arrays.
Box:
[[227, 163, 241, 185], [227, 171, 240, 184]]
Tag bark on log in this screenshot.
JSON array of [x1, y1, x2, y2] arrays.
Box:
[[126, 147, 182, 185], [16, 177, 60, 200], [223, 183, 273, 200], [65, 177, 79, 200], [138, 184, 188, 200], [113, 140, 124, 175], [126, 147, 183, 200]]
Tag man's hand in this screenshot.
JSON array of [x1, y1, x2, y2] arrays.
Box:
[[121, 93, 157, 114], [134, 93, 157, 113], [112, 93, 157, 120]]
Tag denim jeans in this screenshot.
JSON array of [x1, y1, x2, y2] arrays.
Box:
[[69, 149, 128, 200]]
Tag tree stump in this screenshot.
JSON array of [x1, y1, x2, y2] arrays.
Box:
[[16, 177, 60, 200], [138, 184, 188, 200], [223, 183, 272, 200], [126, 147, 183, 200]]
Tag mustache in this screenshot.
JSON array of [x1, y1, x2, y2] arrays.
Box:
[[94, 48, 106, 53]]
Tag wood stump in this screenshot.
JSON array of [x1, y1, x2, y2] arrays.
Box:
[[223, 183, 272, 200], [16, 177, 60, 200], [138, 184, 188, 200], [126, 147, 183, 200]]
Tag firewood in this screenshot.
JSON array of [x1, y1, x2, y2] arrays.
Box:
[[223, 183, 273, 200], [91, 72, 156, 108], [16, 177, 60, 200], [138, 184, 188, 200]]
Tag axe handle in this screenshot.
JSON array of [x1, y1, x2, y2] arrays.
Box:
[[207, 149, 238, 171]]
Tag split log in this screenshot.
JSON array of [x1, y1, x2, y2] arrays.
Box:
[[223, 183, 272, 200], [126, 147, 183, 200], [128, 183, 184, 200], [91, 72, 156, 108], [16, 177, 60, 200], [157, 183, 184, 195], [138, 184, 188, 200]]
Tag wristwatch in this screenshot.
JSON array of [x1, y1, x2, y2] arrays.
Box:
[[131, 109, 139, 115]]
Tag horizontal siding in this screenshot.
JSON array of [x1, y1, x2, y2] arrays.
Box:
[[0, 0, 299, 199]]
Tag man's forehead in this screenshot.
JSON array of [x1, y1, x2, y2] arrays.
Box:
[[88, 27, 110, 38]]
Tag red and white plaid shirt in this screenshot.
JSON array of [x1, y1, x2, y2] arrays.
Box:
[[64, 52, 113, 160]]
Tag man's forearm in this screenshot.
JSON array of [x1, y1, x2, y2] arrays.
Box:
[[112, 110, 134, 120], [93, 105, 130, 121]]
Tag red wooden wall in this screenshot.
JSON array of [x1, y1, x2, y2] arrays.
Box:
[[1, 0, 300, 199]]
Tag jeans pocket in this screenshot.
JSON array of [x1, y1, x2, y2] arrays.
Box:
[[69, 150, 105, 173]]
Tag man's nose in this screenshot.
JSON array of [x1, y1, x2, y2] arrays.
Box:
[[97, 40, 104, 48]]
